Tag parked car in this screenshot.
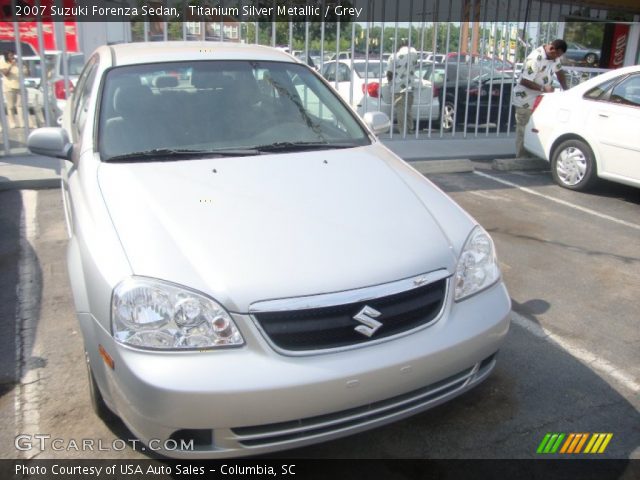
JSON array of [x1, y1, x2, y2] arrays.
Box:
[[43, 50, 85, 116], [426, 53, 446, 64], [429, 63, 516, 131], [563, 42, 600, 66], [321, 59, 383, 107], [27, 41, 510, 459], [322, 59, 440, 128], [330, 51, 353, 61], [445, 52, 514, 73], [0, 40, 37, 56], [525, 65, 640, 190], [480, 56, 515, 74]]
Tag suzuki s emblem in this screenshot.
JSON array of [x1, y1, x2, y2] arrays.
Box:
[[353, 306, 383, 338]]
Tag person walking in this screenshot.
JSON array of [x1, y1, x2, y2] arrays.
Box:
[[386, 38, 418, 135], [1, 51, 27, 128], [512, 39, 569, 158]]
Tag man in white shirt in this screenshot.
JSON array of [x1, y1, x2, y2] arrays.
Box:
[[513, 39, 569, 157], [386, 39, 418, 135]]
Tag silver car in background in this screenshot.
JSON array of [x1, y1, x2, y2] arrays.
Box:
[[28, 42, 510, 459]]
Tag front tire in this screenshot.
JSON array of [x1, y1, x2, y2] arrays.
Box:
[[551, 139, 598, 191]]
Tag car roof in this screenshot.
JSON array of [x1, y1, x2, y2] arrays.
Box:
[[103, 42, 296, 67]]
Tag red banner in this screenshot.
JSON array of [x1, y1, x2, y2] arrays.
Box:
[[0, 21, 77, 52], [608, 23, 629, 69]]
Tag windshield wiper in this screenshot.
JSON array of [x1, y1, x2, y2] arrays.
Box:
[[252, 141, 357, 153], [106, 148, 260, 162]]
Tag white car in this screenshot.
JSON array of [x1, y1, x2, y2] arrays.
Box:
[[525, 65, 640, 190], [321, 59, 384, 107], [321, 59, 440, 128]]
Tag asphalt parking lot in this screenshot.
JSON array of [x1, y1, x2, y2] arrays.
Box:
[[0, 165, 638, 462]]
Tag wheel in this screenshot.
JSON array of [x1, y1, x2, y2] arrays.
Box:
[[441, 101, 455, 132], [85, 352, 116, 423], [584, 53, 598, 65], [551, 139, 598, 191]]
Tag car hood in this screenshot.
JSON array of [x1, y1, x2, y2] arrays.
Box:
[[98, 145, 458, 312]]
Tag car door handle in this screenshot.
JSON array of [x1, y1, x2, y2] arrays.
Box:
[[598, 113, 609, 118]]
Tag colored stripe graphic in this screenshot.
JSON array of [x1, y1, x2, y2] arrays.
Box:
[[537, 433, 566, 454], [537, 433, 552, 454], [538, 433, 613, 454], [584, 433, 614, 454]]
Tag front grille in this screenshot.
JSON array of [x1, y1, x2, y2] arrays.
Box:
[[253, 277, 447, 352]]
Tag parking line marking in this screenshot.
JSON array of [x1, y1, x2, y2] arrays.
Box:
[[14, 190, 41, 459], [469, 190, 511, 202], [511, 311, 640, 395], [474, 170, 640, 231]]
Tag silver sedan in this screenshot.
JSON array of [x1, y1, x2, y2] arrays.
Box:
[[28, 42, 510, 458]]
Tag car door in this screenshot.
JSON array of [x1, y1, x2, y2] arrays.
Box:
[[589, 74, 640, 182]]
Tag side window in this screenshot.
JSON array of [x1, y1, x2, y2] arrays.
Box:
[[74, 61, 99, 132], [583, 78, 617, 101], [609, 75, 640, 107]]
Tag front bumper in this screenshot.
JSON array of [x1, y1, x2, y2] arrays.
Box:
[[79, 280, 510, 458]]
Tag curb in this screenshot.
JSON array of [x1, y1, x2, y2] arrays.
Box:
[[0, 178, 61, 191], [492, 157, 549, 171], [408, 159, 474, 175]]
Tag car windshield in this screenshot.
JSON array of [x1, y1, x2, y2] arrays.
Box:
[[98, 60, 370, 161]]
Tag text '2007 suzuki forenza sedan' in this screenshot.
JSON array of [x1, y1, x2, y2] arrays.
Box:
[[28, 42, 511, 458]]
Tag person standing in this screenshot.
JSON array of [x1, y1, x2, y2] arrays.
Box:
[[386, 38, 418, 135], [1, 51, 27, 128], [512, 39, 569, 158]]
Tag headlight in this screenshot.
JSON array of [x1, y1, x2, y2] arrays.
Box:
[[454, 226, 501, 301], [112, 277, 244, 350]]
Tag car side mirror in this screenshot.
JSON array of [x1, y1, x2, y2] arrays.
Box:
[[363, 111, 391, 135], [27, 127, 73, 161]]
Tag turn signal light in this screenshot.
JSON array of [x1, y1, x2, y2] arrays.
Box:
[[98, 344, 115, 370]]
